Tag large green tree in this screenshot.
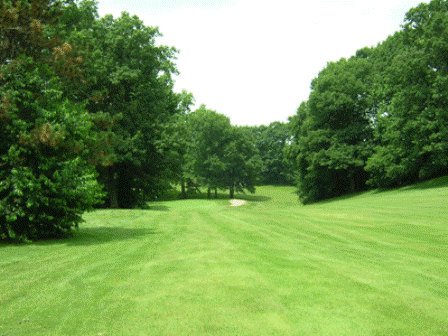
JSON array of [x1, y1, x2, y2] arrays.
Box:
[[0, 0, 104, 241], [287, 0, 448, 203], [186, 106, 233, 197], [366, 1, 448, 187], [65, 8, 182, 208], [288, 56, 374, 204]]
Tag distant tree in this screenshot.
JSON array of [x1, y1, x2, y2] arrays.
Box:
[[186, 106, 233, 197], [246, 122, 294, 185], [223, 126, 262, 198], [155, 90, 196, 199], [186, 106, 261, 199]]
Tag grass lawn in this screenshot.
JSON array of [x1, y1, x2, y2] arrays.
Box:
[[1, 178, 448, 335]]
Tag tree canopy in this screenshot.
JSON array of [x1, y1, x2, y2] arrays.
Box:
[[1, 0, 104, 240], [2, 0, 448, 240], [0, 0, 185, 240], [245, 122, 294, 185], [287, 0, 448, 203], [184, 106, 261, 199], [62, 8, 182, 208]]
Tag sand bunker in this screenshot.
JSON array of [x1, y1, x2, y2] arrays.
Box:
[[230, 199, 247, 207]]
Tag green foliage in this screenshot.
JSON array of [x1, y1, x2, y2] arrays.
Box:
[[223, 126, 262, 198], [365, 1, 448, 187], [289, 57, 374, 204], [155, 96, 196, 199], [0, 57, 104, 241], [289, 0, 448, 201], [61, 6, 182, 208], [185, 106, 261, 198], [245, 122, 294, 185], [0, 0, 65, 63]]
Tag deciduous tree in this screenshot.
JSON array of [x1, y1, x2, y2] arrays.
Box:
[[65, 9, 181, 207], [0, 0, 104, 240]]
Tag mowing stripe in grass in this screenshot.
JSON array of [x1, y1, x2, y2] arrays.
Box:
[[1, 182, 448, 335]]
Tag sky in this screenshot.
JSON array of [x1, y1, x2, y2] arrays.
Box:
[[96, 0, 429, 126]]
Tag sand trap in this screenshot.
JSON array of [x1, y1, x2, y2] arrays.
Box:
[[230, 199, 247, 207]]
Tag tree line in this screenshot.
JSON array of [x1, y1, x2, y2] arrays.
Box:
[[0, 0, 292, 241], [2, 0, 446, 241], [161, 108, 294, 201], [286, 0, 448, 204]]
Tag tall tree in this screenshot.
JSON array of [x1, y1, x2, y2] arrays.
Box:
[[289, 56, 374, 204], [0, 0, 104, 240], [366, 1, 448, 187], [155, 90, 196, 199], [65, 9, 182, 208]]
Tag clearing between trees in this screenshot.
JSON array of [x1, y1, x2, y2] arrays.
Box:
[[1, 178, 447, 335]]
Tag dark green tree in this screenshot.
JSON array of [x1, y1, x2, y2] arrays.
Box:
[[186, 106, 261, 199], [223, 126, 262, 198], [288, 56, 374, 204], [0, 0, 104, 241], [366, 1, 448, 187], [65, 9, 182, 207], [246, 122, 294, 185], [186, 106, 233, 197], [155, 90, 197, 199]]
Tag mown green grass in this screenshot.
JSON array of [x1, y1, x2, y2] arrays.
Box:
[[1, 178, 448, 335]]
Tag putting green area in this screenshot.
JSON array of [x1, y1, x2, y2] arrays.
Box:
[[1, 178, 448, 335]]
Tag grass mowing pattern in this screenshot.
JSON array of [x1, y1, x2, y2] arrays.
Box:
[[1, 177, 448, 335]]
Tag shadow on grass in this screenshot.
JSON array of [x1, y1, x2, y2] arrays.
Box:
[[153, 189, 272, 203], [236, 195, 271, 202], [148, 205, 170, 211], [1, 227, 160, 246], [67, 227, 161, 246], [5, 227, 162, 247], [70, 227, 160, 246], [309, 190, 370, 206], [302, 175, 448, 206], [397, 175, 448, 191]]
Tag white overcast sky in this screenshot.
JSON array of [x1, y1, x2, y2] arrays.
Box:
[[96, 0, 428, 126]]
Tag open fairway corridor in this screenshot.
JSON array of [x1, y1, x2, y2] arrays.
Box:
[[1, 181, 448, 335]]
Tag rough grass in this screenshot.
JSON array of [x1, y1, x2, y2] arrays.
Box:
[[1, 178, 448, 335]]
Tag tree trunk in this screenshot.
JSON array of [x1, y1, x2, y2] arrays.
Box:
[[179, 178, 187, 199], [229, 184, 234, 199], [207, 187, 211, 199], [108, 166, 119, 208], [0, 220, 11, 241], [349, 174, 356, 193], [214, 188, 218, 199]]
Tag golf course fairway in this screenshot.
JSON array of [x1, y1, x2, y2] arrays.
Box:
[[1, 178, 447, 335]]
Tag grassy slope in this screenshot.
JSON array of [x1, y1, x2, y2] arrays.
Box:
[[1, 178, 447, 335]]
